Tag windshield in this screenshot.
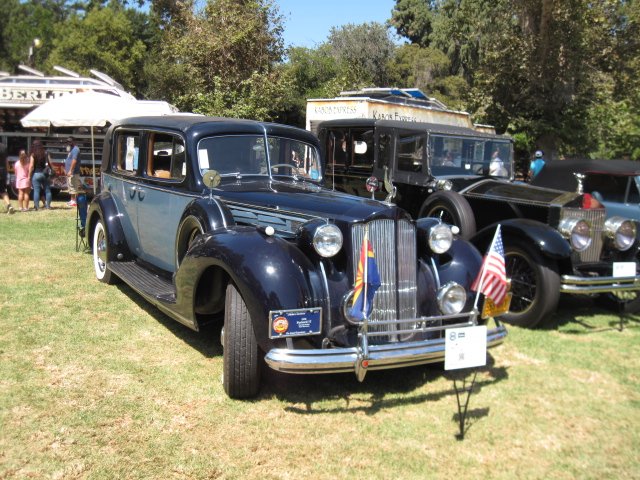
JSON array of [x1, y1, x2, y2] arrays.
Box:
[[428, 134, 513, 178], [197, 134, 321, 181]]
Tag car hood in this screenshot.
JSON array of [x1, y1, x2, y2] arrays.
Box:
[[215, 178, 407, 224], [456, 178, 583, 208]]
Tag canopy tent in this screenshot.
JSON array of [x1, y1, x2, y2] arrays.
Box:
[[20, 91, 176, 193]]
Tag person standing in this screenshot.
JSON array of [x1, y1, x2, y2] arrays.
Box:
[[65, 136, 81, 207], [14, 149, 31, 211], [489, 149, 508, 177], [528, 150, 546, 180], [29, 140, 53, 210], [0, 142, 15, 214]]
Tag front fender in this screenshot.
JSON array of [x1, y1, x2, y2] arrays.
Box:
[[176, 227, 325, 350], [180, 197, 235, 233], [87, 191, 132, 262], [471, 218, 572, 260]]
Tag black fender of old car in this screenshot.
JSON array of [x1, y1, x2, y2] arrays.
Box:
[[87, 191, 133, 262], [174, 226, 326, 350], [471, 218, 572, 262], [175, 197, 236, 268]]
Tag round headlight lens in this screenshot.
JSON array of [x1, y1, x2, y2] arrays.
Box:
[[429, 223, 454, 254], [559, 217, 592, 252], [437, 282, 467, 315], [313, 224, 343, 257], [604, 217, 636, 251]]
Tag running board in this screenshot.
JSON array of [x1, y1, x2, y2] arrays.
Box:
[[108, 261, 176, 304]]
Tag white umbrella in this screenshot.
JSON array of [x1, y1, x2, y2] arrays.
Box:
[[20, 91, 176, 193]]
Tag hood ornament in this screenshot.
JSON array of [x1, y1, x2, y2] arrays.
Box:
[[383, 166, 396, 204]]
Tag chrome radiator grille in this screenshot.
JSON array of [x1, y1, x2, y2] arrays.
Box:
[[560, 208, 606, 263], [351, 220, 417, 342]]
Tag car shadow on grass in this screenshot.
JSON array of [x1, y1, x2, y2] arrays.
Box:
[[264, 353, 508, 415], [114, 282, 224, 358], [113, 282, 509, 416], [540, 295, 640, 333]]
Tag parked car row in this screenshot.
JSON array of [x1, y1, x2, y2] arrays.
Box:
[[317, 119, 640, 328], [86, 115, 639, 399]]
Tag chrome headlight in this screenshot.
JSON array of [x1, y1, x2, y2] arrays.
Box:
[[437, 282, 467, 315], [429, 223, 454, 254], [313, 224, 343, 257], [604, 216, 636, 251], [559, 217, 592, 252]]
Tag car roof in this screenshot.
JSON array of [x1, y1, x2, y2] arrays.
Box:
[[531, 159, 640, 191], [110, 114, 320, 145], [317, 118, 511, 140]]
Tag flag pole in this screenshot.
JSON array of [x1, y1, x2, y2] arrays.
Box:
[[473, 224, 502, 310], [363, 226, 368, 320]]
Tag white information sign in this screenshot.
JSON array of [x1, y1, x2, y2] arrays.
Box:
[[445, 325, 487, 370], [199, 149, 210, 169], [613, 262, 636, 278]]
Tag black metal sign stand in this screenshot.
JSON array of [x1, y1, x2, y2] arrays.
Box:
[[452, 368, 479, 440]]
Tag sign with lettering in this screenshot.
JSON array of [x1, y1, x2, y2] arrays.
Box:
[[0, 87, 77, 105]]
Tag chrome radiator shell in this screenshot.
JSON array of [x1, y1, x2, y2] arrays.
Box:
[[559, 207, 606, 263], [350, 219, 418, 342]]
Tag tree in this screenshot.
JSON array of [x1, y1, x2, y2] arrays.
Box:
[[390, 0, 638, 159], [389, 0, 436, 46], [326, 22, 396, 88], [46, 5, 146, 93], [147, 0, 288, 120], [276, 45, 343, 127], [0, 0, 67, 70], [388, 43, 467, 109]]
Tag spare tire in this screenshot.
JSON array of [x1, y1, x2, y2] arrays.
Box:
[[419, 190, 477, 239]]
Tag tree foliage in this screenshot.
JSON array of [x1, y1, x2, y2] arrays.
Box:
[[0, 0, 638, 159], [46, 5, 146, 92], [0, 0, 67, 70], [146, 0, 288, 120], [389, 0, 640, 160], [326, 22, 396, 88]]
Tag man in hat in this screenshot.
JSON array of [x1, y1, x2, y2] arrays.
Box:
[[528, 150, 546, 181], [64, 136, 82, 207]]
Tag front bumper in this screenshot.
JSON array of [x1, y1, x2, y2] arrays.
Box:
[[560, 274, 640, 294], [264, 324, 507, 375]]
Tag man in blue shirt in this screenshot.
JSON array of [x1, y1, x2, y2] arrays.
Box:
[[65, 136, 82, 207], [528, 150, 545, 180]]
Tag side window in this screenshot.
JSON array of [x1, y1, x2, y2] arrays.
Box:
[[350, 129, 374, 171], [377, 133, 392, 170], [147, 132, 186, 181], [114, 131, 140, 174], [396, 133, 424, 173], [326, 129, 349, 167]]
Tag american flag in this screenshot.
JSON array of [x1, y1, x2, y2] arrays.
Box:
[[471, 225, 508, 305]]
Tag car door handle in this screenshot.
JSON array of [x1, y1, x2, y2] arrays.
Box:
[[128, 186, 137, 198], [137, 189, 145, 200]]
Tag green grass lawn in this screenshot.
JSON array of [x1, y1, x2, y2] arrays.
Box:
[[1, 203, 639, 479]]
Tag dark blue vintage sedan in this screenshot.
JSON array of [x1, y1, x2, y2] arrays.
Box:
[[87, 115, 507, 398]]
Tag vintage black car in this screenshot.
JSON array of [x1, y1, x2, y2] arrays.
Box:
[[318, 119, 640, 328], [86, 115, 507, 399], [531, 158, 640, 313]]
